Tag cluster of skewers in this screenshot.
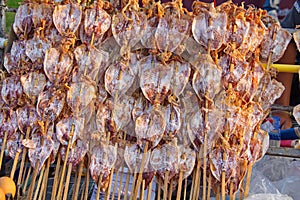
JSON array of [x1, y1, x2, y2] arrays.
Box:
[[0, 0, 294, 199]]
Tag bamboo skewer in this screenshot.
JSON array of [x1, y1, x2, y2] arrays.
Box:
[[202, 11, 213, 196], [168, 179, 173, 200], [229, 182, 234, 200], [202, 123, 209, 198], [221, 165, 226, 200], [112, 169, 120, 200], [33, 164, 45, 200], [18, 127, 31, 187], [192, 157, 201, 200], [239, 180, 244, 200], [146, 175, 154, 200], [22, 166, 32, 194], [216, 185, 220, 200], [123, 170, 131, 200], [140, 180, 145, 200], [133, 142, 149, 200], [183, 178, 187, 200], [28, 159, 41, 200], [71, 166, 78, 199], [57, 124, 75, 200], [117, 164, 125, 200], [163, 170, 170, 200], [10, 134, 24, 179], [116, 133, 127, 200], [80, 180, 85, 200], [207, 172, 212, 200], [105, 166, 115, 200], [176, 171, 183, 200], [129, 163, 138, 200], [244, 161, 254, 198], [17, 184, 22, 199], [195, 164, 202, 200], [104, 134, 115, 200], [189, 170, 196, 200], [63, 163, 73, 200], [129, 172, 138, 200], [40, 158, 51, 200], [0, 132, 8, 170], [156, 182, 161, 200], [51, 153, 61, 200], [83, 158, 90, 200], [232, 191, 236, 200], [73, 161, 84, 200], [95, 173, 104, 200]]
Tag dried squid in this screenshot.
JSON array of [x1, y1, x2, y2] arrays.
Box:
[[53, 2, 82, 36]]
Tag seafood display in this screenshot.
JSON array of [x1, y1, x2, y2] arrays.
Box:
[[0, 0, 292, 199]]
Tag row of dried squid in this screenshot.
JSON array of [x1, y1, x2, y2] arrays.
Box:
[[0, 0, 292, 199]]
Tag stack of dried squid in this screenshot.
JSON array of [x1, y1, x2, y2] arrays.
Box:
[[0, 0, 292, 199]]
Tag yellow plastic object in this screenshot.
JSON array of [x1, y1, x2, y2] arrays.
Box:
[[262, 63, 300, 73]]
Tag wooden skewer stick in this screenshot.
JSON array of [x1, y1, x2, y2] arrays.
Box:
[[22, 165, 32, 194], [244, 162, 253, 198], [196, 160, 203, 200], [57, 124, 75, 200], [117, 164, 125, 200], [0, 132, 8, 170], [51, 153, 61, 200], [116, 133, 127, 200], [40, 158, 51, 200], [133, 142, 149, 200], [63, 162, 73, 200], [80, 179, 85, 200], [239, 180, 244, 200], [129, 162, 139, 200], [10, 134, 24, 179], [123, 170, 131, 200], [129, 171, 138, 200], [18, 127, 31, 187], [95, 173, 104, 200], [189, 169, 196, 200], [157, 182, 161, 200], [232, 190, 236, 200], [73, 161, 84, 200], [216, 185, 220, 200], [112, 168, 120, 200], [28, 160, 41, 200], [244, 129, 259, 199], [207, 172, 212, 200], [140, 180, 145, 200], [202, 114, 209, 199], [105, 166, 115, 200], [176, 171, 183, 200], [229, 182, 234, 200], [146, 175, 154, 200], [183, 178, 187, 200], [33, 164, 45, 200], [221, 104, 232, 200], [83, 159, 90, 200], [104, 136, 115, 200], [80, 167, 86, 200], [168, 179, 173, 200], [221, 169, 226, 200], [193, 157, 201, 200], [163, 170, 170, 200], [202, 12, 213, 195], [71, 166, 78, 199]]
